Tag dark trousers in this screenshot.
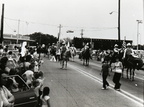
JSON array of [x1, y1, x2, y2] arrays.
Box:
[[113, 73, 121, 89], [102, 74, 109, 89]]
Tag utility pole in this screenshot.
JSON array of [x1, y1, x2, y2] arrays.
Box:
[[136, 20, 142, 50], [81, 29, 83, 38], [81, 29, 84, 47], [17, 19, 20, 44], [118, 0, 121, 46], [0, 4, 4, 44], [58, 24, 62, 41]]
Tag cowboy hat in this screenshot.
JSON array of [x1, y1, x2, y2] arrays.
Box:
[[127, 43, 131, 46], [114, 44, 118, 47]]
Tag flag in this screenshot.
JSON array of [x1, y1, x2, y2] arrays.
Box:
[[66, 41, 70, 49], [122, 40, 126, 49], [66, 30, 74, 33]]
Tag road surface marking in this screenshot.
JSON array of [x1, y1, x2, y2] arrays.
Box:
[[69, 64, 144, 106]]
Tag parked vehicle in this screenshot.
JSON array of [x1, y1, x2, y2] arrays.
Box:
[[8, 75, 37, 107]]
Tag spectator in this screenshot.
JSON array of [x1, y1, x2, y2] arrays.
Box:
[[33, 71, 45, 107], [0, 71, 15, 107], [0, 56, 9, 73], [22, 64, 34, 87], [40, 87, 51, 107], [50, 43, 56, 62], [101, 60, 110, 90], [112, 57, 123, 91]]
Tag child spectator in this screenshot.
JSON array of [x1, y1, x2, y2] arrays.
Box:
[[40, 87, 51, 107], [112, 57, 123, 91], [101, 60, 110, 90], [33, 71, 45, 107]]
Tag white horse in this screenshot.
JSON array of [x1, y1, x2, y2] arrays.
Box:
[[70, 46, 76, 61]]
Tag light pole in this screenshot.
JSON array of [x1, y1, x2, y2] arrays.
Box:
[[17, 19, 20, 44], [110, 0, 121, 46], [58, 24, 62, 41], [118, 0, 120, 44], [136, 20, 142, 50]]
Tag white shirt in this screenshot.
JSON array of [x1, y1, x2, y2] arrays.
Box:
[[40, 95, 50, 107], [0, 86, 14, 106], [23, 70, 34, 85]]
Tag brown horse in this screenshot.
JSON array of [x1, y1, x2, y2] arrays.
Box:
[[105, 50, 143, 81], [60, 49, 71, 69], [81, 47, 91, 66]]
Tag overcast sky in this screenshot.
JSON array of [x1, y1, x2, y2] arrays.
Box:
[[0, 0, 144, 45]]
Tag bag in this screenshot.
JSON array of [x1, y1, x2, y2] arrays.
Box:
[[112, 68, 122, 73]]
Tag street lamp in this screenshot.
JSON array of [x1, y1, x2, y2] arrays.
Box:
[[136, 20, 142, 50], [109, 11, 118, 15]]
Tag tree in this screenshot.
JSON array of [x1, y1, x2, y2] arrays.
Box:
[[27, 32, 58, 46]]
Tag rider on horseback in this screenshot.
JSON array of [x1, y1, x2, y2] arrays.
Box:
[[122, 43, 143, 70], [113, 44, 120, 58], [60, 42, 66, 58]]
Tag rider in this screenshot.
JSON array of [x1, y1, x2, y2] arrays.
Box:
[[122, 43, 134, 60], [122, 43, 143, 70], [60, 42, 67, 60], [113, 44, 120, 58]]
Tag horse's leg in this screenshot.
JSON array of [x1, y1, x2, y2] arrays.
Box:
[[65, 60, 67, 69], [87, 59, 89, 66], [72, 55, 74, 61], [132, 69, 135, 81], [83, 59, 85, 65], [121, 67, 124, 78], [130, 68, 132, 80], [126, 68, 129, 79], [86, 59, 88, 66], [61, 60, 64, 69]]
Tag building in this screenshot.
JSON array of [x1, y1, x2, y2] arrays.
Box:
[[2, 33, 34, 46], [73, 37, 132, 50]]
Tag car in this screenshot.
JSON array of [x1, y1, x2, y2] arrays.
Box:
[[8, 75, 37, 107]]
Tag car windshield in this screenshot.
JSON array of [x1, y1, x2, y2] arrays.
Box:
[[7, 75, 30, 93]]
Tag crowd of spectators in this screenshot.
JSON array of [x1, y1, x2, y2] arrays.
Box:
[[0, 44, 47, 107]]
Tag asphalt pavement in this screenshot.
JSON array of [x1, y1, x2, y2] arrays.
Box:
[[40, 56, 144, 107]]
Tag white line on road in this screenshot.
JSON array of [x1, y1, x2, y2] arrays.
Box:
[[69, 64, 144, 107]]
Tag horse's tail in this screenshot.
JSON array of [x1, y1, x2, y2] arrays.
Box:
[[137, 59, 143, 70]]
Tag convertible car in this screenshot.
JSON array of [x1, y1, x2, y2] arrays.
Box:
[[8, 75, 37, 107]]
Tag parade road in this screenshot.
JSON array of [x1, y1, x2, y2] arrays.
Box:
[[40, 57, 144, 107]]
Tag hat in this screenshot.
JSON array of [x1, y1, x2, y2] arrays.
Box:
[[127, 43, 131, 46], [86, 43, 89, 46], [114, 44, 118, 47], [62, 42, 65, 45]]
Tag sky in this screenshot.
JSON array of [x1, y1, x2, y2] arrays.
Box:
[[0, 0, 144, 45]]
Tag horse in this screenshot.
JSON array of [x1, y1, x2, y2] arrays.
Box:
[[81, 47, 91, 66], [70, 47, 76, 61], [60, 48, 71, 69], [106, 49, 143, 81], [122, 55, 143, 81]]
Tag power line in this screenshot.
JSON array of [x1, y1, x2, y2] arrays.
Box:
[[4, 17, 118, 32], [4, 20, 16, 32]]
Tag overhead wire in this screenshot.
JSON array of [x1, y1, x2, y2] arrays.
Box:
[[4, 17, 117, 32]]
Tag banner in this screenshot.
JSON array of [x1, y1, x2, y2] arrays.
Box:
[[66, 30, 74, 33]]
